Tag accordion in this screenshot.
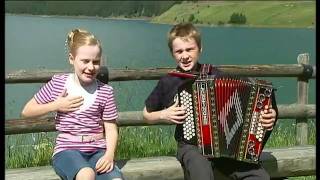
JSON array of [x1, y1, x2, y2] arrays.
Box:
[[176, 74, 274, 163]]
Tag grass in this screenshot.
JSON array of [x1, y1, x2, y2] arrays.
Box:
[[151, 1, 315, 28], [117, 125, 177, 159], [265, 119, 316, 148], [5, 120, 316, 179], [5, 132, 55, 168]]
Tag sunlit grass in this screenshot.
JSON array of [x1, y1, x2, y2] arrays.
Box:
[[288, 176, 316, 180], [152, 1, 315, 28], [117, 125, 177, 159], [5, 132, 55, 168], [5, 119, 316, 180], [265, 119, 316, 148]]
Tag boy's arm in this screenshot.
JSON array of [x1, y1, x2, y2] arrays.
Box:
[[261, 92, 278, 147], [143, 100, 187, 124], [260, 92, 278, 130], [143, 106, 166, 123]]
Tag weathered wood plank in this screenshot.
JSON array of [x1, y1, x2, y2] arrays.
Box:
[[5, 146, 316, 180], [277, 104, 315, 119], [4, 157, 184, 180], [296, 54, 309, 145], [5, 64, 316, 84], [5, 104, 315, 135], [261, 145, 316, 177]]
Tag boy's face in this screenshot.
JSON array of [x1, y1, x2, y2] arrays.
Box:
[[171, 37, 201, 72]]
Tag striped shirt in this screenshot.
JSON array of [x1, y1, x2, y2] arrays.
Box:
[[34, 73, 118, 156]]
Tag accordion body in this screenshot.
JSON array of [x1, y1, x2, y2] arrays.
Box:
[[177, 75, 274, 163]]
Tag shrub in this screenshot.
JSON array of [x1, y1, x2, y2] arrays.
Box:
[[218, 20, 225, 25], [188, 14, 195, 22], [228, 12, 247, 24]]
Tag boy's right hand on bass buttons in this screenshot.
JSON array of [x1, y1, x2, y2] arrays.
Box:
[[160, 100, 187, 124]]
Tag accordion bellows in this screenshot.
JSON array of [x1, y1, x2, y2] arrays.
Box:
[[177, 76, 274, 163]]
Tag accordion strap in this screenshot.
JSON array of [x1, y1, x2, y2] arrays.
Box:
[[200, 64, 213, 78]]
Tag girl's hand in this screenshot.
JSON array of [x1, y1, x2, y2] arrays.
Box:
[[95, 153, 114, 174], [259, 105, 277, 131], [54, 89, 84, 112], [160, 100, 187, 124]]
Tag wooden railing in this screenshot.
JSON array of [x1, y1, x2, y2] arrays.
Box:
[[5, 104, 316, 135], [5, 53, 316, 179]]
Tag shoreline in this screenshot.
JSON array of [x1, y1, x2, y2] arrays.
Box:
[[5, 13, 153, 21], [6, 13, 315, 29]]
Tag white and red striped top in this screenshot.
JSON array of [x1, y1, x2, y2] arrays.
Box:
[[34, 73, 118, 156]]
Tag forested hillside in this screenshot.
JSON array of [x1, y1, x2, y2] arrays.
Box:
[[5, 1, 179, 18], [5, 1, 315, 28]]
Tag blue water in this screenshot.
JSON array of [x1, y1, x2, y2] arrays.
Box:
[[5, 14, 316, 165], [5, 14, 315, 120]]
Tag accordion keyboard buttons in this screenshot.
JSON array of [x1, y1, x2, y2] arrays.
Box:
[[180, 90, 196, 140]]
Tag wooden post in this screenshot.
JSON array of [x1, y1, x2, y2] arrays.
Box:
[[296, 53, 309, 145]]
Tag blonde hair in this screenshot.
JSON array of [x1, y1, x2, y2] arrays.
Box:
[[65, 28, 102, 58], [167, 23, 201, 53]]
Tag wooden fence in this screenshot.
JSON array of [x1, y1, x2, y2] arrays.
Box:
[[5, 53, 316, 179]]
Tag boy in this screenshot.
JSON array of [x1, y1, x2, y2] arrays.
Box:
[[143, 23, 277, 180]]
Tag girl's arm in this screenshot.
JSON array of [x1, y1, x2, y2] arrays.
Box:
[[21, 90, 84, 118], [95, 120, 119, 173], [21, 97, 59, 118], [96, 120, 118, 173], [103, 120, 118, 159], [95, 87, 119, 173]]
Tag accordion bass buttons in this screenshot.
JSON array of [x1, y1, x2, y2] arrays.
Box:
[[247, 141, 256, 157], [256, 101, 263, 109], [247, 140, 259, 161], [257, 88, 272, 109], [250, 112, 258, 134], [249, 111, 264, 142], [258, 94, 265, 102], [257, 122, 264, 142], [264, 88, 272, 97]]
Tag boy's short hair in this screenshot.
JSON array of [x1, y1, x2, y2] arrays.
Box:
[[167, 23, 202, 53]]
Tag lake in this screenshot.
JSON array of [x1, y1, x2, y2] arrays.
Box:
[[5, 14, 315, 119]]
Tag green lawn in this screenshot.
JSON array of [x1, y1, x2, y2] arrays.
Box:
[[5, 119, 316, 179], [151, 1, 315, 28]]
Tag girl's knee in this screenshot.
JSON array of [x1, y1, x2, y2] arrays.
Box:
[[76, 167, 95, 180]]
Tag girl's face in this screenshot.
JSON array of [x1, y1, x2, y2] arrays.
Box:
[[171, 37, 201, 72], [69, 45, 101, 86]]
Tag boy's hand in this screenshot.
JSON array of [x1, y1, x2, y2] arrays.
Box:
[[95, 153, 114, 174], [54, 89, 84, 112], [259, 105, 277, 131], [160, 100, 187, 124]]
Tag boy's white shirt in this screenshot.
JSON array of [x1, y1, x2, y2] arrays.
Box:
[[65, 73, 97, 112]]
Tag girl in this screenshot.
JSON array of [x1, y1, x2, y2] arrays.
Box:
[[21, 29, 124, 180]]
